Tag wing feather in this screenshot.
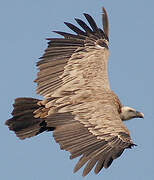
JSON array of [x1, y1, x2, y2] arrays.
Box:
[[75, 18, 93, 33], [53, 31, 85, 40], [83, 13, 101, 36], [94, 158, 105, 174], [64, 22, 86, 35], [102, 7, 109, 40]]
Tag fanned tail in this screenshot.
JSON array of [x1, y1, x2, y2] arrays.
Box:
[[5, 98, 53, 140]]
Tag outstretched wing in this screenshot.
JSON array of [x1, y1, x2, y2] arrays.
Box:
[[52, 101, 134, 176], [35, 8, 134, 176], [35, 8, 109, 98]]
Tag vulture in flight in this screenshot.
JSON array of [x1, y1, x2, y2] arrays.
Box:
[[5, 7, 144, 177]]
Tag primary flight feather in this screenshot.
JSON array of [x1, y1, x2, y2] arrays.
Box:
[[5, 7, 144, 177]]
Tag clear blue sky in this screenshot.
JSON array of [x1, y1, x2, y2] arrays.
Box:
[[1, 0, 154, 179]]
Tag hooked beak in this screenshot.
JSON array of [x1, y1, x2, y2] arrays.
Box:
[[136, 111, 144, 118]]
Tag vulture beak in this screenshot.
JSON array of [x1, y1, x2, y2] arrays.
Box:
[[136, 111, 144, 118]]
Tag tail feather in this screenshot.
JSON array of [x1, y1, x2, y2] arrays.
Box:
[[5, 97, 52, 140], [12, 98, 39, 116]]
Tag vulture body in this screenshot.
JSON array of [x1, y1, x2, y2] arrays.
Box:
[[5, 7, 144, 177]]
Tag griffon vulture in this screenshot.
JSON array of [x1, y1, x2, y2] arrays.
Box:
[[5, 7, 144, 177]]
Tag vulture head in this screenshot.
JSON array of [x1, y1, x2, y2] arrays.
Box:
[[120, 106, 144, 121]]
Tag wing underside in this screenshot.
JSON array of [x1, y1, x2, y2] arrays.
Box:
[[48, 100, 134, 176]]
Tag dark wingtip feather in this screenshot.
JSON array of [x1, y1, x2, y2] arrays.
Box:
[[94, 159, 104, 174], [52, 31, 85, 40], [104, 157, 113, 169], [102, 7, 109, 39], [82, 159, 98, 177], [53, 31, 74, 38], [75, 18, 93, 34], [64, 22, 86, 35], [83, 13, 99, 33]]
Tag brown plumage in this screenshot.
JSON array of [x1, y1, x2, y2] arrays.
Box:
[[5, 7, 144, 177]]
